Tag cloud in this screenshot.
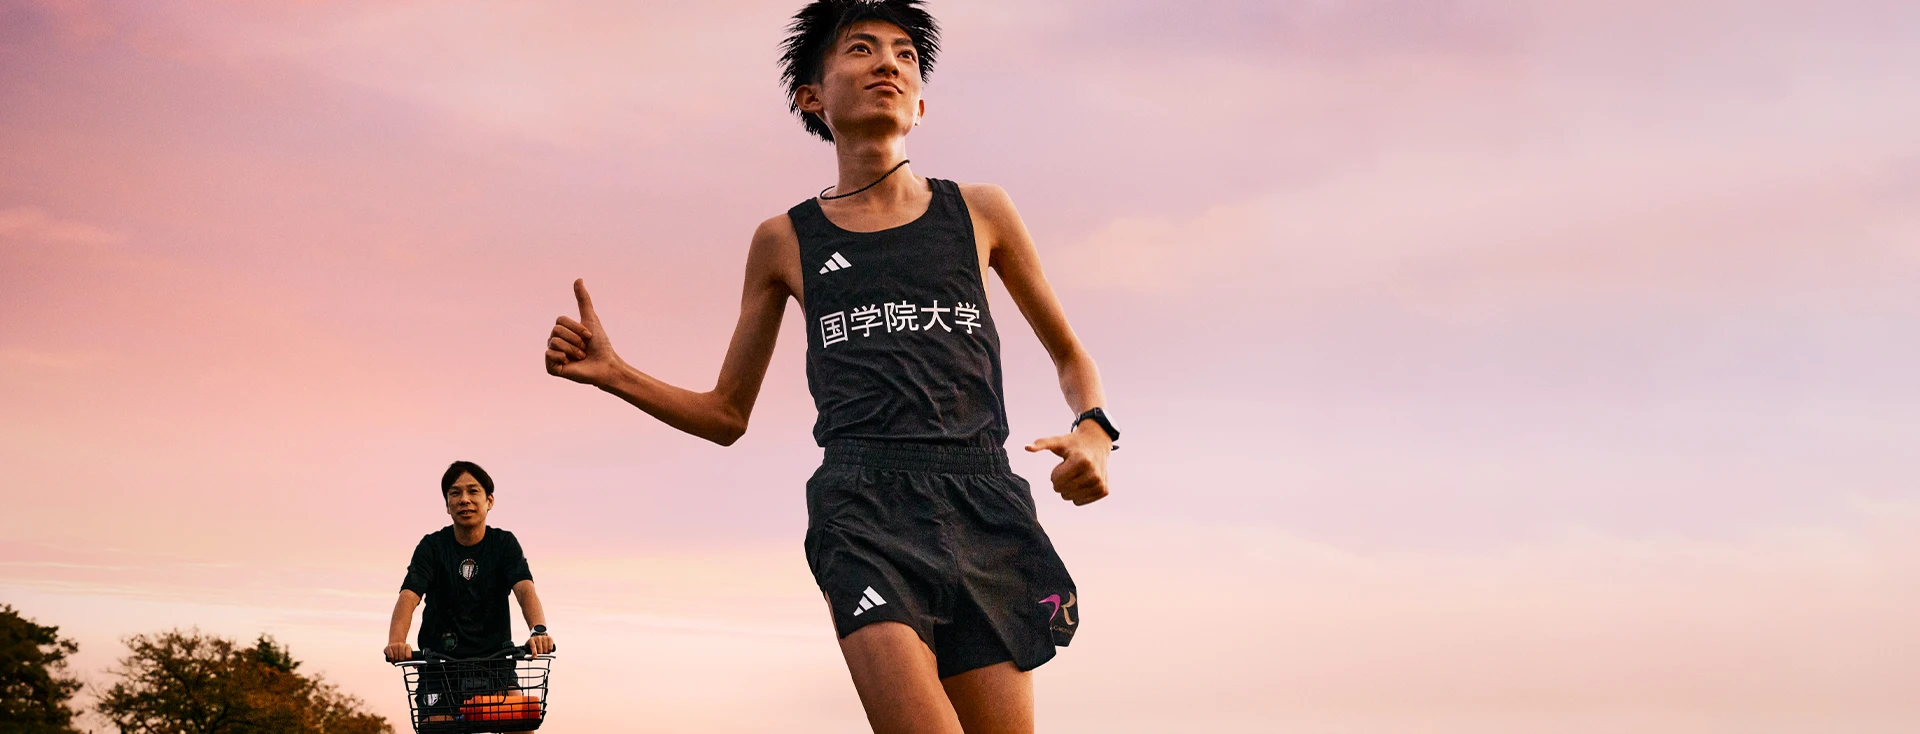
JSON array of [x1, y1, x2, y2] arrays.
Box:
[[8, 498, 1919, 732], [0, 206, 121, 249], [1055, 129, 1920, 315], [23, 0, 114, 45], [107, 0, 807, 149], [1042, 498, 1920, 731]]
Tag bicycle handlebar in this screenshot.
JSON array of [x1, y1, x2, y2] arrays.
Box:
[[391, 642, 556, 665]]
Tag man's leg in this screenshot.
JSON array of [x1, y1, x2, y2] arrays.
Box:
[[838, 621, 964, 734], [940, 662, 1032, 734]]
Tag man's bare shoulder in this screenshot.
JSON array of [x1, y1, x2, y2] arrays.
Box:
[[957, 182, 1018, 217], [744, 214, 802, 299], [752, 213, 799, 247], [747, 213, 801, 265], [956, 183, 1032, 255]]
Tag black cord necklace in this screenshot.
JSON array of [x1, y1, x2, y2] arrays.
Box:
[[819, 159, 911, 200]]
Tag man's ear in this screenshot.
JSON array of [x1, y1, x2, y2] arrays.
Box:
[[914, 98, 925, 126], [795, 84, 824, 115]]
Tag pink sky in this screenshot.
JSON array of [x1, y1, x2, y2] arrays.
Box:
[[4, 0, 1919, 731]]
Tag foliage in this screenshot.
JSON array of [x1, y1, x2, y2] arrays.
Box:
[[0, 604, 85, 734], [96, 629, 390, 734]]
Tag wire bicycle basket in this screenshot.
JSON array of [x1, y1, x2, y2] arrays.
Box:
[[393, 645, 553, 734]]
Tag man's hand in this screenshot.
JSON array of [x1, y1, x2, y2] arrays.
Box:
[[1024, 420, 1112, 505], [383, 642, 413, 663], [526, 634, 555, 656], [546, 279, 622, 387]]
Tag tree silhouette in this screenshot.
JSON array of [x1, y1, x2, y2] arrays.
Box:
[[0, 604, 84, 734], [96, 630, 389, 734]]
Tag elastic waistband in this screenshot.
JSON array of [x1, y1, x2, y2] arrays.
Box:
[[823, 440, 1010, 474]]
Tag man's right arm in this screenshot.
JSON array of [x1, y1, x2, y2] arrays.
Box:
[[545, 216, 798, 445], [384, 590, 420, 662]]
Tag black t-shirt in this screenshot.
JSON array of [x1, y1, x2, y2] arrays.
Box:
[[401, 526, 534, 658]]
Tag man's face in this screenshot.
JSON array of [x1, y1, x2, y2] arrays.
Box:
[[444, 472, 492, 529], [799, 19, 925, 140]]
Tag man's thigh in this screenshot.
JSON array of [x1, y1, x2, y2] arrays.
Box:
[[838, 620, 964, 734], [940, 662, 1032, 734]]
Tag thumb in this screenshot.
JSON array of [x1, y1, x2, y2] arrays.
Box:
[[1024, 434, 1069, 457], [573, 278, 601, 328]]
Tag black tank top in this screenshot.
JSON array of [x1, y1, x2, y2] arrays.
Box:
[[789, 177, 1010, 447]]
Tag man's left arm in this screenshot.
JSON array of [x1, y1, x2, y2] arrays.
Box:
[[510, 580, 553, 654], [964, 183, 1112, 506]]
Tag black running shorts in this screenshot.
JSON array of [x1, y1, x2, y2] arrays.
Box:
[[803, 440, 1079, 679]]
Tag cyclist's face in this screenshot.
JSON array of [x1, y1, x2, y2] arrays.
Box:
[[444, 473, 492, 527]]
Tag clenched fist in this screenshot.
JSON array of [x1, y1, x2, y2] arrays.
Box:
[[1024, 420, 1112, 505], [383, 642, 413, 663]]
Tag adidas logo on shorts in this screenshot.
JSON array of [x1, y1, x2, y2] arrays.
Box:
[[850, 586, 887, 616]]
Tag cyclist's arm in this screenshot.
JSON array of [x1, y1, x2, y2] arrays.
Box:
[[511, 580, 552, 654], [511, 580, 546, 629], [384, 590, 420, 661]]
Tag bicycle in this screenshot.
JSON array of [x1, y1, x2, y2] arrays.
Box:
[[390, 644, 555, 734]]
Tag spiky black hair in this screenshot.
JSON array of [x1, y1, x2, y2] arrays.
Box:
[[779, 0, 941, 142]]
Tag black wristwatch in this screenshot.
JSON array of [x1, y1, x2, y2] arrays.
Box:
[[529, 625, 548, 637], [1073, 407, 1120, 450]]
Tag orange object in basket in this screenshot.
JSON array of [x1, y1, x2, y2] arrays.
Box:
[[460, 694, 542, 721]]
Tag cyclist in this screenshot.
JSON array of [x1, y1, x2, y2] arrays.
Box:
[[383, 461, 555, 721]]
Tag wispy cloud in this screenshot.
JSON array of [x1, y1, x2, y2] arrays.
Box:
[[0, 206, 121, 249], [10, 498, 1918, 731]]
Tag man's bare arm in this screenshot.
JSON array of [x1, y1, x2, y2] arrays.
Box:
[[546, 216, 798, 445], [964, 183, 1112, 505], [511, 580, 554, 654], [383, 590, 420, 662]]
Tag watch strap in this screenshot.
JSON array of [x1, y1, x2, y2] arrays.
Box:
[[1073, 407, 1120, 449]]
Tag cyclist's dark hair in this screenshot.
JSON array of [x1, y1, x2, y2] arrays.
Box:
[[441, 461, 494, 497], [779, 0, 941, 142]]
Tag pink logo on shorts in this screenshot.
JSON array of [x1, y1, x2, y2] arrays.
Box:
[[1037, 592, 1076, 625]]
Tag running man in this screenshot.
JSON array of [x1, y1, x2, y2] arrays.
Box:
[[543, 2, 1116, 731]]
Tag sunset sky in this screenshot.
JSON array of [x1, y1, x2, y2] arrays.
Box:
[[4, 0, 1919, 731]]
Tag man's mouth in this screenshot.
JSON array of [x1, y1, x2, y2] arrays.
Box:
[[867, 81, 900, 94]]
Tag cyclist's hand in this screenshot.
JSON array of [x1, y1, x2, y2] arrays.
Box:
[[527, 634, 554, 655], [383, 642, 413, 662]]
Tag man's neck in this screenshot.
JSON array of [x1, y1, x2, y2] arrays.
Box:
[[830, 138, 917, 205], [453, 523, 487, 546]]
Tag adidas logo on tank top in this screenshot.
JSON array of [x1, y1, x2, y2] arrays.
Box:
[[818, 251, 852, 274]]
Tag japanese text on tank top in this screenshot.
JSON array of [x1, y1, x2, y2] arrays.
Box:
[[819, 298, 984, 347]]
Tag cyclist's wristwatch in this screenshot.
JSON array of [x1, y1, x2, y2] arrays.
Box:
[[1073, 407, 1120, 450], [530, 625, 548, 637]]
